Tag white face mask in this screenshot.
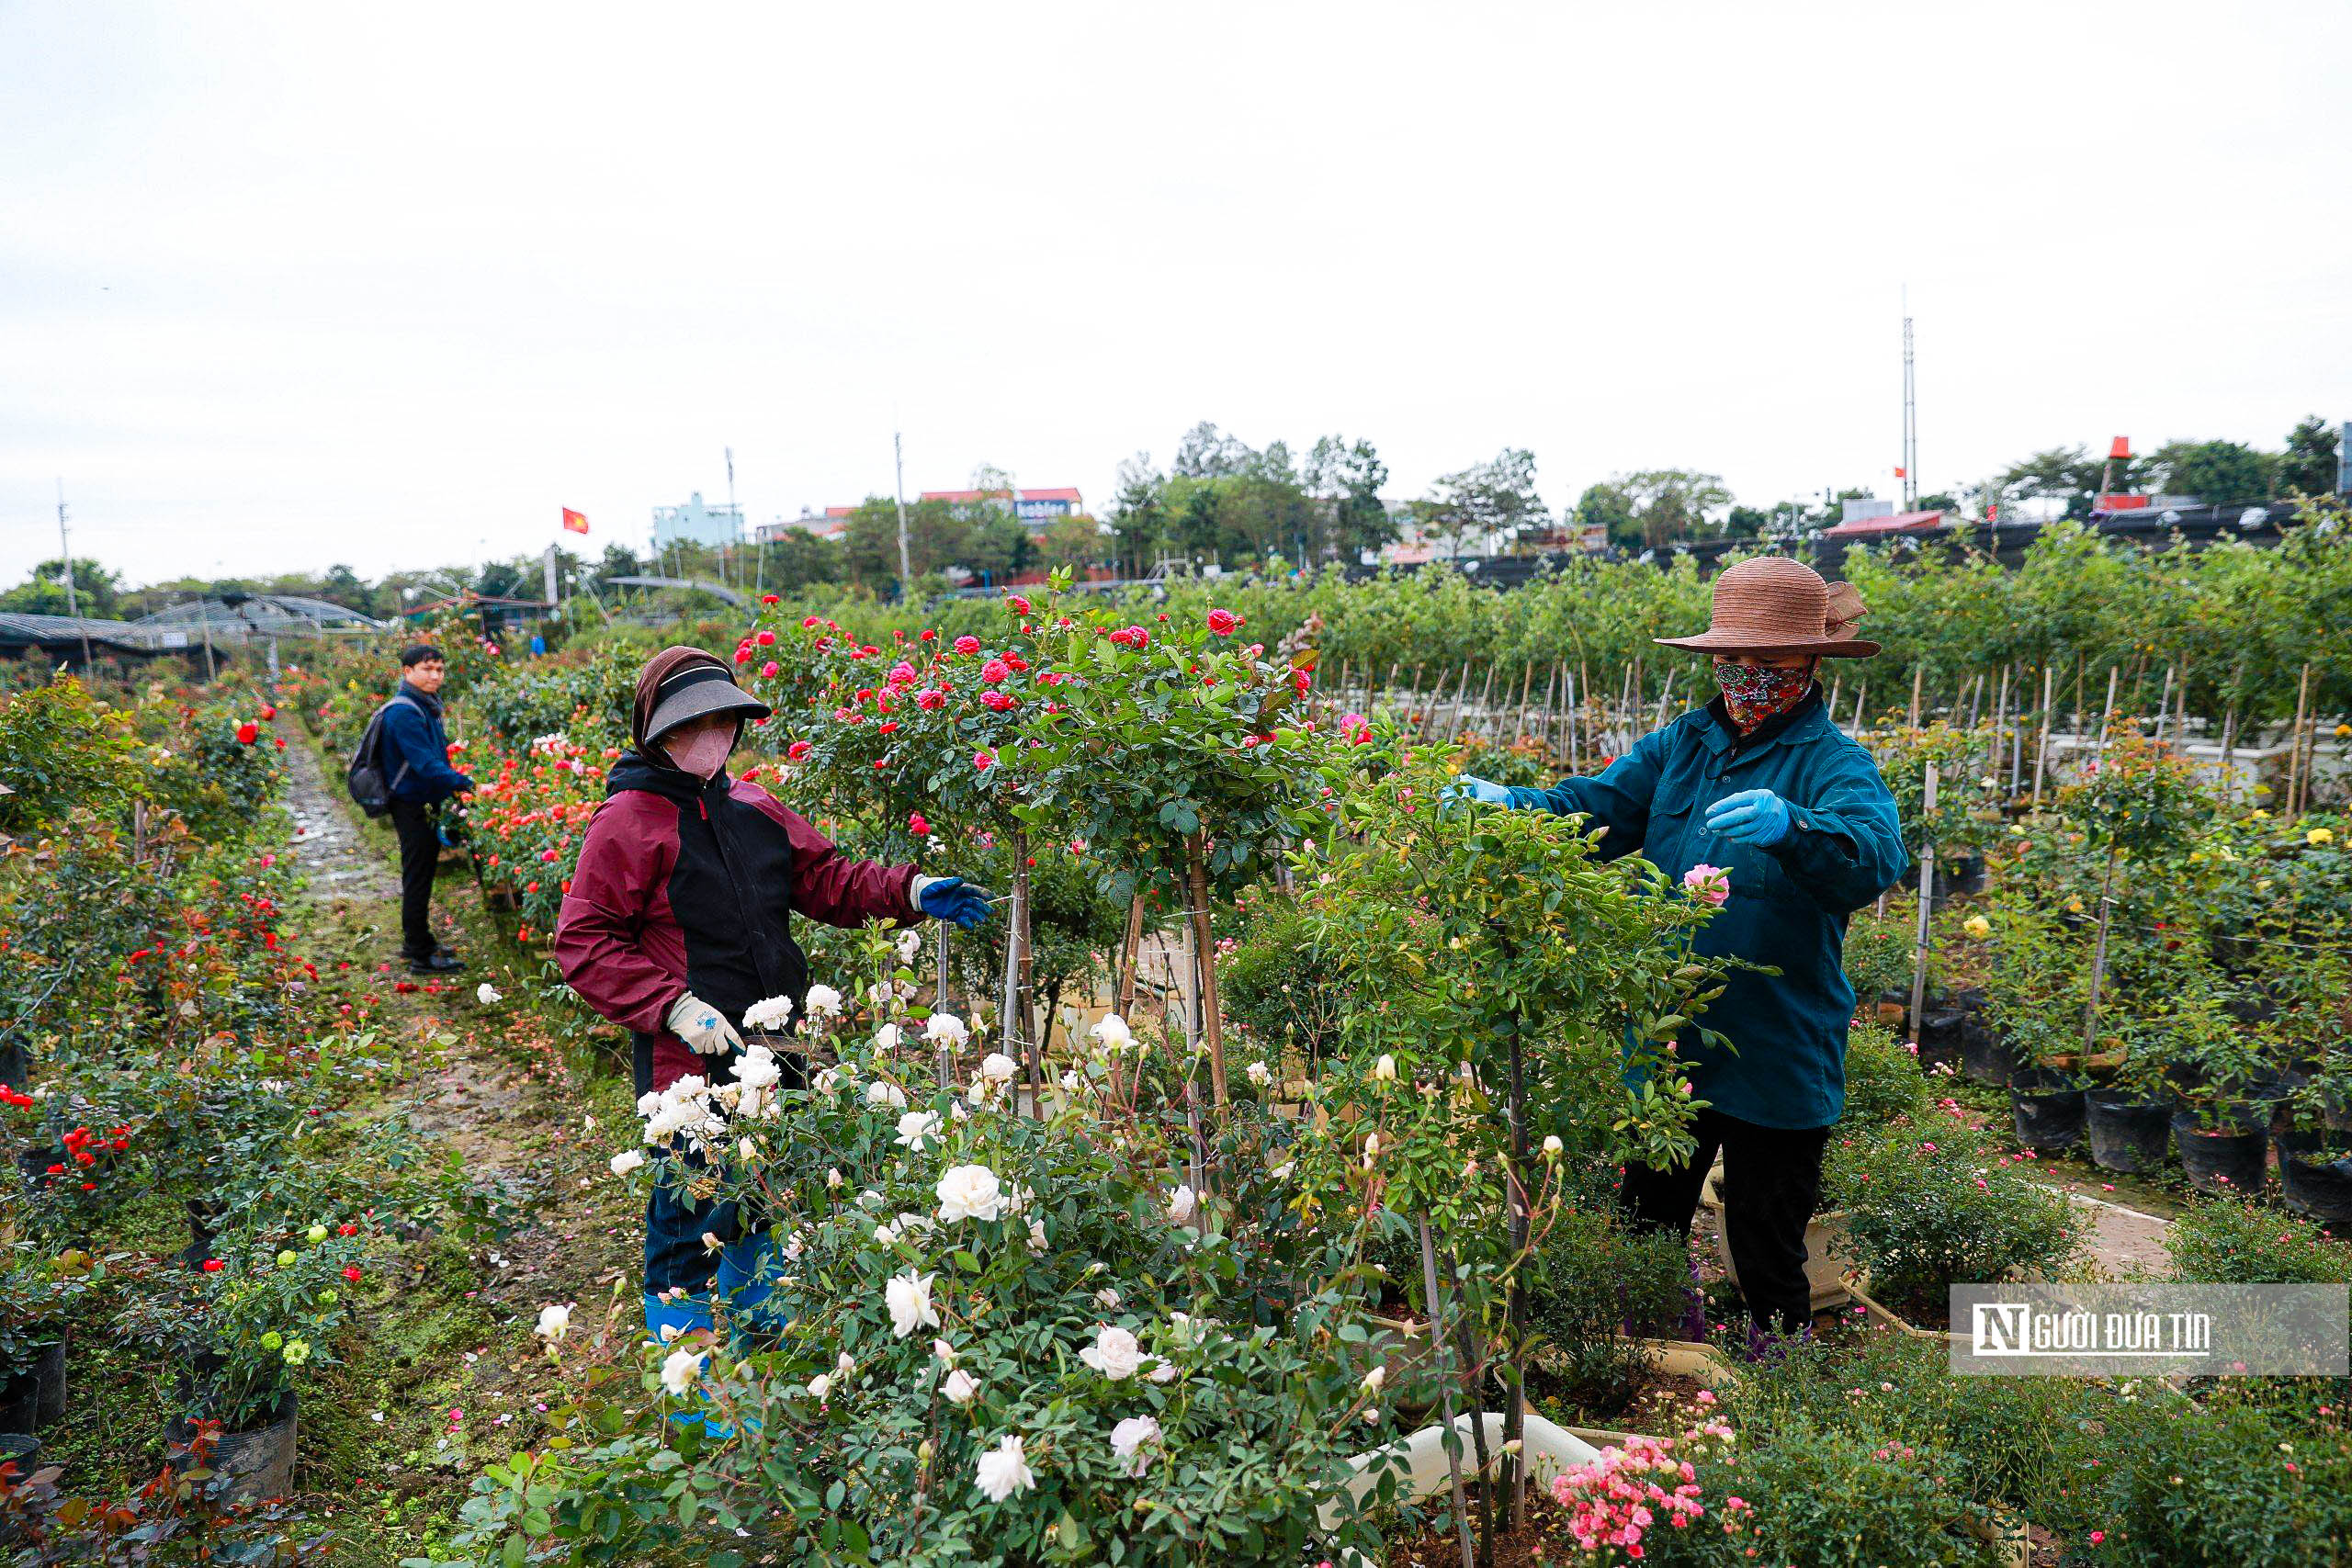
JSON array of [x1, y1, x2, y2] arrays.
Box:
[[662, 723, 737, 779]]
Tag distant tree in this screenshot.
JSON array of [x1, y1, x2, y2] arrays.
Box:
[[758, 530, 842, 592], [1994, 446, 2108, 520], [1424, 448, 1544, 557], [1724, 504, 1772, 538], [2143, 439, 2275, 505], [2278, 416, 2340, 497], [1305, 435, 1395, 559], [1032, 513, 1108, 574], [1615, 469, 1733, 549], [1106, 454, 1169, 578], [1573, 481, 1639, 547], [598, 543, 643, 581], [1914, 492, 1959, 514], [0, 558, 124, 618], [1170, 422, 1255, 480]]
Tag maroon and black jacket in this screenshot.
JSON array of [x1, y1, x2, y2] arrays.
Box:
[[553, 750, 920, 1094]]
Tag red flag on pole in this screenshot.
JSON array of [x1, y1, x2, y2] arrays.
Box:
[[1893, 466, 1906, 479], [561, 507, 590, 535]]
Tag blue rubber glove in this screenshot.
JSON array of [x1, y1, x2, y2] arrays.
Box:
[[1704, 788, 1793, 847], [916, 874, 991, 931], [1442, 775, 1513, 807]]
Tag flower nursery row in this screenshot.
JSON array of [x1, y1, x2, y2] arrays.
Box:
[[247, 577, 2352, 1564], [0, 671, 511, 1558]]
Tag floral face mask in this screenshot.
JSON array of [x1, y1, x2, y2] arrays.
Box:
[[1713, 660, 1815, 734]]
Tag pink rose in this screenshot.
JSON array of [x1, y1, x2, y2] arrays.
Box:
[[981, 658, 1012, 684], [953, 636, 981, 656], [1206, 608, 1238, 636], [1681, 863, 1731, 907]]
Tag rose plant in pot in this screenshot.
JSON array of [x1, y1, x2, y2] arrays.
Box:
[[1975, 897, 2089, 1155], [0, 1252, 85, 1435], [2154, 970, 2284, 1195], [118, 1221, 368, 1502]]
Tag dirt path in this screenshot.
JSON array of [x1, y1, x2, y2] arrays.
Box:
[[268, 717, 642, 1560]]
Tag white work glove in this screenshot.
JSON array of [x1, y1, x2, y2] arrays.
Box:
[[665, 992, 743, 1056]]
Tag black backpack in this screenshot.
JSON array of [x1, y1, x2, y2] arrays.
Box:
[[345, 694, 419, 818]]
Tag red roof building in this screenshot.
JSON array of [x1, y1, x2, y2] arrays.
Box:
[[1821, 508, 1947, 536]]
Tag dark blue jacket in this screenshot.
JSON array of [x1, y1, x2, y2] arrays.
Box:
[[381, 682, 475, 804], [1507, 692, 1904, 1129]]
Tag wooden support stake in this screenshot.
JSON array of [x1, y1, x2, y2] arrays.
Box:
[[1908, 663, 1924, 728], [1184, 836, 1227, 1109], [2032, 665, 2054, 808], [1908, 762, 1939, 1042], [1471, 661, 1496, 741], [1405, 664, 1425, 729], [2288, 662, 2312, 817], [2082, 843, 2121, 1056], [936, 922, 955, 1086], [2153, 664, 2175, 746], [1826, 673, 1843, 729], [2092, 665, 2120, 765], [1651, 667, 1677, 730], [1514, 660, 1535, 744], [1989, 666, 2009, 782], [1418, 1216, 1477, 1568], [1564, 663, 1580, 773]]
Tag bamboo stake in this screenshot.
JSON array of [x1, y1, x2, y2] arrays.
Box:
[[1966, 672, 1984, 730], [1908, 763, 1939, 1042], [1826, 673, 1843, 729], [2288, 662, 2312, 817], [2032, 665, 2055, 807], [1418, 1216, 1477, 1568], [2153, 664, 2175, 746], [1114, 894, 1146, 1019], [1651, 667, 1677, 730], [1184, 836, 1227, 1109], [1472, 661, 1497, 742], [1908, 664, 1924, 728], [1850, 682, 1868, 744], [936, 922, 955, 1086], [1405, 664, 1426, 729], [2007, 667, 2028, 796], [1989, 666, 2010, 782], [2092, 666, 2120, 765], [1617, 662, 1636, 754], [2219, 705, 2238, 798], [1514, 660, 1535, 744], [1564, 663, 1580, 773], [2081, 843, 2121, 1056]]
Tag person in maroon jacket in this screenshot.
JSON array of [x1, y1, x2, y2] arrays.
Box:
[[555, 645, 989, 1339]]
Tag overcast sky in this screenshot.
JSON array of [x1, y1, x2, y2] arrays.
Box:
[[5, 1, 2347, 590]]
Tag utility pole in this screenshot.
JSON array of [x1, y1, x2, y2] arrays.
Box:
[[893, 432, 914, 597], [724, 446, 738, 591], [1900, 289, 1917, 510], [56, 480, 93, 670]]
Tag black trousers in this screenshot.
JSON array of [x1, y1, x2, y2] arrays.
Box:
[[388, 799, 441, 961], [1619, 1107, 1831, 1336]]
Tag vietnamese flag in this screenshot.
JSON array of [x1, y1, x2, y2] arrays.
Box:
[[561, 507, 590, 535]]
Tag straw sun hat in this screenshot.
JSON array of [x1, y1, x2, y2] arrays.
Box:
[[1653, 557, 1880, 659]]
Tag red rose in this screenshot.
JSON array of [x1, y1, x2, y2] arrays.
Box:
[[920, 629, 937, 641], [259, 705, 277, 719], [802, 615, 822, 628], [1206, 608, 1238, 636], [786, 740, 811, 761], [201, 1258, 224, 1272], [234, 722, 260, 744], [1006, 594, 1031, 614], [733, 647, 753, 664], [755, 629, 776, 646], [952, 635, 981, 656], [762, 593, 780, 604], [338, 1223, 358, 1235], [343, 1266, 363, 1282], [975, 748, 995, 771], [909, 812, 930, 835]]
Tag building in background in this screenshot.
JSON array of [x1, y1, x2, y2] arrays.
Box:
[[652, 491, 745, 549], [919, 486, 1083, 526], [755, 507, 853, 545]]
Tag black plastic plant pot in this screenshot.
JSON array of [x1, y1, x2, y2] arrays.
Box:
[[31, 1338, 63, 1427], [164, 1393, 297, 1505], [2084, 1090, 2172, 1174], [2009, 1073, 2086, 1155], [0, 1432, 40, 1545], [1960, 1025, 2019, 1089], [2275, 1129, 2352, 1224], [2172, 1114, 2268, 1196], [0, 1372, 38, 1439]]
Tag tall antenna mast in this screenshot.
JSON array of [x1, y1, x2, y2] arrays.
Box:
[[1900, 290, 1918, 510], [57, 479, 94, 670]]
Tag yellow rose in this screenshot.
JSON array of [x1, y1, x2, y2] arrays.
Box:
[[1962, 915, 1992, 940], [2311, 828, 2336, 847]]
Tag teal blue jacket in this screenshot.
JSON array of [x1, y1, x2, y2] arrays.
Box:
[[1506, 693, 1904, 1129]]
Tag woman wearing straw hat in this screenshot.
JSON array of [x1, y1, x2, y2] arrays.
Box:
[[554, 646, 992, 1342], [1454, 558, 1904, 1342]]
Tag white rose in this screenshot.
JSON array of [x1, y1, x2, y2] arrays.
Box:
[[874, 1022, 903, 1052], [742, 995, 795, 1030], [826, 1168, 844, 1190], [1146, 1356, 1179, 1384], [934, 1163, 1004, 1224], [535, 1303, 571, 1340], [1167, 1184, 1197, 1225], [837, 1350, 856, 1377], [894, 1110, 942, 1152], [1362, 1365, 1385, 1393], [1109, 1414, 1162, 1474], [476, 983, 502, 1006], [973, 1434, 1036, 1503], [660, 1349, 704, 1397], [802, 984, 844, 1020], [896, 929, 923, 964], [1079, 1324, 1144, 1381], [734, 1047, 783, 1094], [1372, 1054, 1397, 1081], [942, 1367, 979, 1405], [980, 1052, 1018, 1083], [1245, 1060, 1272, 1087], [609, 1150, 645, 1178], [1026, 1218, 1047, 1254], [924, 1011, 971, 1047], [1542, 1134, 1564, 1157], [887, 1270, 939, 1338], [1089, 1014, 1134, 1052], [933, 1337, 959, 1367], [806, 1372, 832, 1401], [865, 1079, 908, 1111]]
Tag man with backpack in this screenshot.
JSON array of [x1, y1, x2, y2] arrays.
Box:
[[374, 643, 474, 974]]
